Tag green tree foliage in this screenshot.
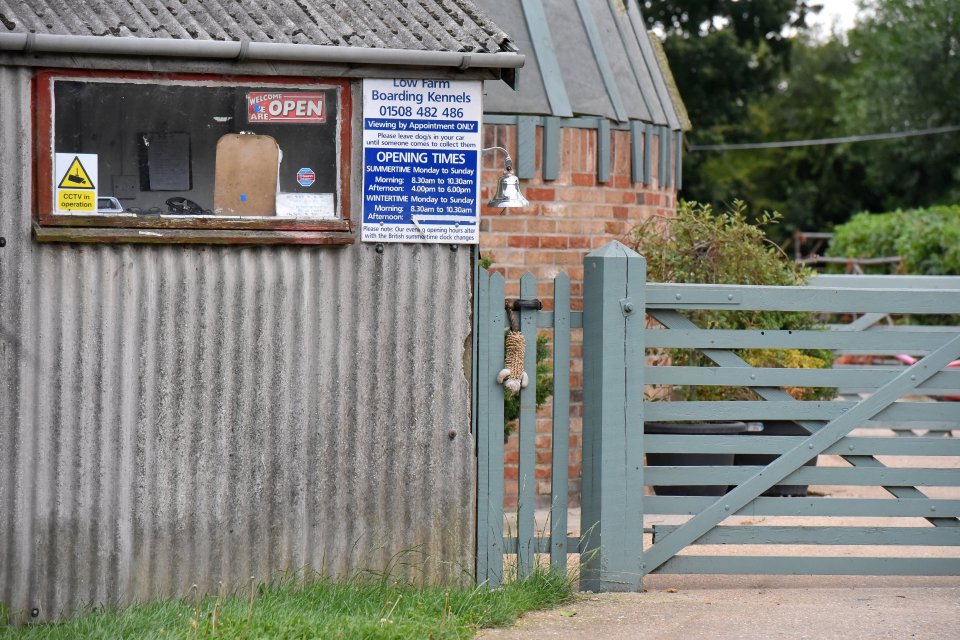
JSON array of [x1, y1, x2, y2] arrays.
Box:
[[841, 0, 960, 210], [642, 0, 816, 209], [695, 36, 871, 237], [663, 0, 960, 235]]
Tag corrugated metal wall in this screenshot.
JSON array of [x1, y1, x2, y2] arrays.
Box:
[[0, 65, 475, 621]]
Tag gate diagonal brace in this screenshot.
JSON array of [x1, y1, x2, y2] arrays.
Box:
[[643, 312, 960, 574], [649, 309, 958, 526]]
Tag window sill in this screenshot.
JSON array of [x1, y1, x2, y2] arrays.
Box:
[[33, 224, 355, 246]]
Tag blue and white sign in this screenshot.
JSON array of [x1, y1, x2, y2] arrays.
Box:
[[296, 167, 316, 187], [362, 78, 483, 244]]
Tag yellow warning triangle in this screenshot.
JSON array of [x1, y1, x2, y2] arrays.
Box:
[[57, 156, 95, 190]]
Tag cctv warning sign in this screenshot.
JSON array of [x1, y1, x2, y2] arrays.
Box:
[[247, 92, 326, 123], [55, 153, 98, 213]]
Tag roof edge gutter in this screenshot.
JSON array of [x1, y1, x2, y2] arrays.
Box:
[[0, 32, 525, 70]]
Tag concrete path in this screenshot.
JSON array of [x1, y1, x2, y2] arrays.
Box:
[[489, 442, 960, 639], [479, 575, 960, 639]]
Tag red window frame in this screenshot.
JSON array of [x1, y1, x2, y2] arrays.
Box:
[[33, 70, 353, 243]]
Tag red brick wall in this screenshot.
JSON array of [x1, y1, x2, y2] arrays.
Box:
[[479, 123, 677, 509]]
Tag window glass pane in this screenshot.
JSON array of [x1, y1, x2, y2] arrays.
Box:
[[52, 80, 341, 218]]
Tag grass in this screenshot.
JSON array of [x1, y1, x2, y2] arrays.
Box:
[[0, 569, 572, 639]]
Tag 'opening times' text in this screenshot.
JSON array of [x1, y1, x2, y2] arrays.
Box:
[[361, 78, 482, 244]]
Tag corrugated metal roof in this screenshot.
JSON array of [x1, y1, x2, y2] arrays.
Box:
[[479, 0, 688, 129], [0, 0, 512, 53]]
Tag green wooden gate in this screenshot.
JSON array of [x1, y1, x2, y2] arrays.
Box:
[[475, 241, 960, 590]]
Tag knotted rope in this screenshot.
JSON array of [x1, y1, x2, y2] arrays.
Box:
[[497, 303, 529, 395]]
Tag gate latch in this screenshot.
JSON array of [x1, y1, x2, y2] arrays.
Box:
[[620, 297, 635, 316], [505, 298, 542, 332], [511, 298, 542, 311]]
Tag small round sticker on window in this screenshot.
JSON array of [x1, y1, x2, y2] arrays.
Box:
[[297, 168, 316, 187]]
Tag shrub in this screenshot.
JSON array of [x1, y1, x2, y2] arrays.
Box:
[[825, 205, 960, 275], [631, 200, 833, 402]]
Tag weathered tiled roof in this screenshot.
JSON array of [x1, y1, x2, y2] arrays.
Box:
[[477, 0, 688, 129], [0, 0, 512, 54]]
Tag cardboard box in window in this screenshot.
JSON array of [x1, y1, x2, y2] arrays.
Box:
[[214, 133, 279, 216]]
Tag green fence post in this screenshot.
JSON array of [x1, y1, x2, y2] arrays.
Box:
[[580, 241, 646, 591], [517, 273, 538, 577], [477, 271, 506, 587]]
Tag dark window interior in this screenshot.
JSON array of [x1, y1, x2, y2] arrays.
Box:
[[53, 81, 341, 218]]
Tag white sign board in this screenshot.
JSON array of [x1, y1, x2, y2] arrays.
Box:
[[276, 192, 335, 218], [55, 153, 98, 213], [361, 79, 482, 244]]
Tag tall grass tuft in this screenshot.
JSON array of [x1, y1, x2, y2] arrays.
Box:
[[0, 567, 572, 639]]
